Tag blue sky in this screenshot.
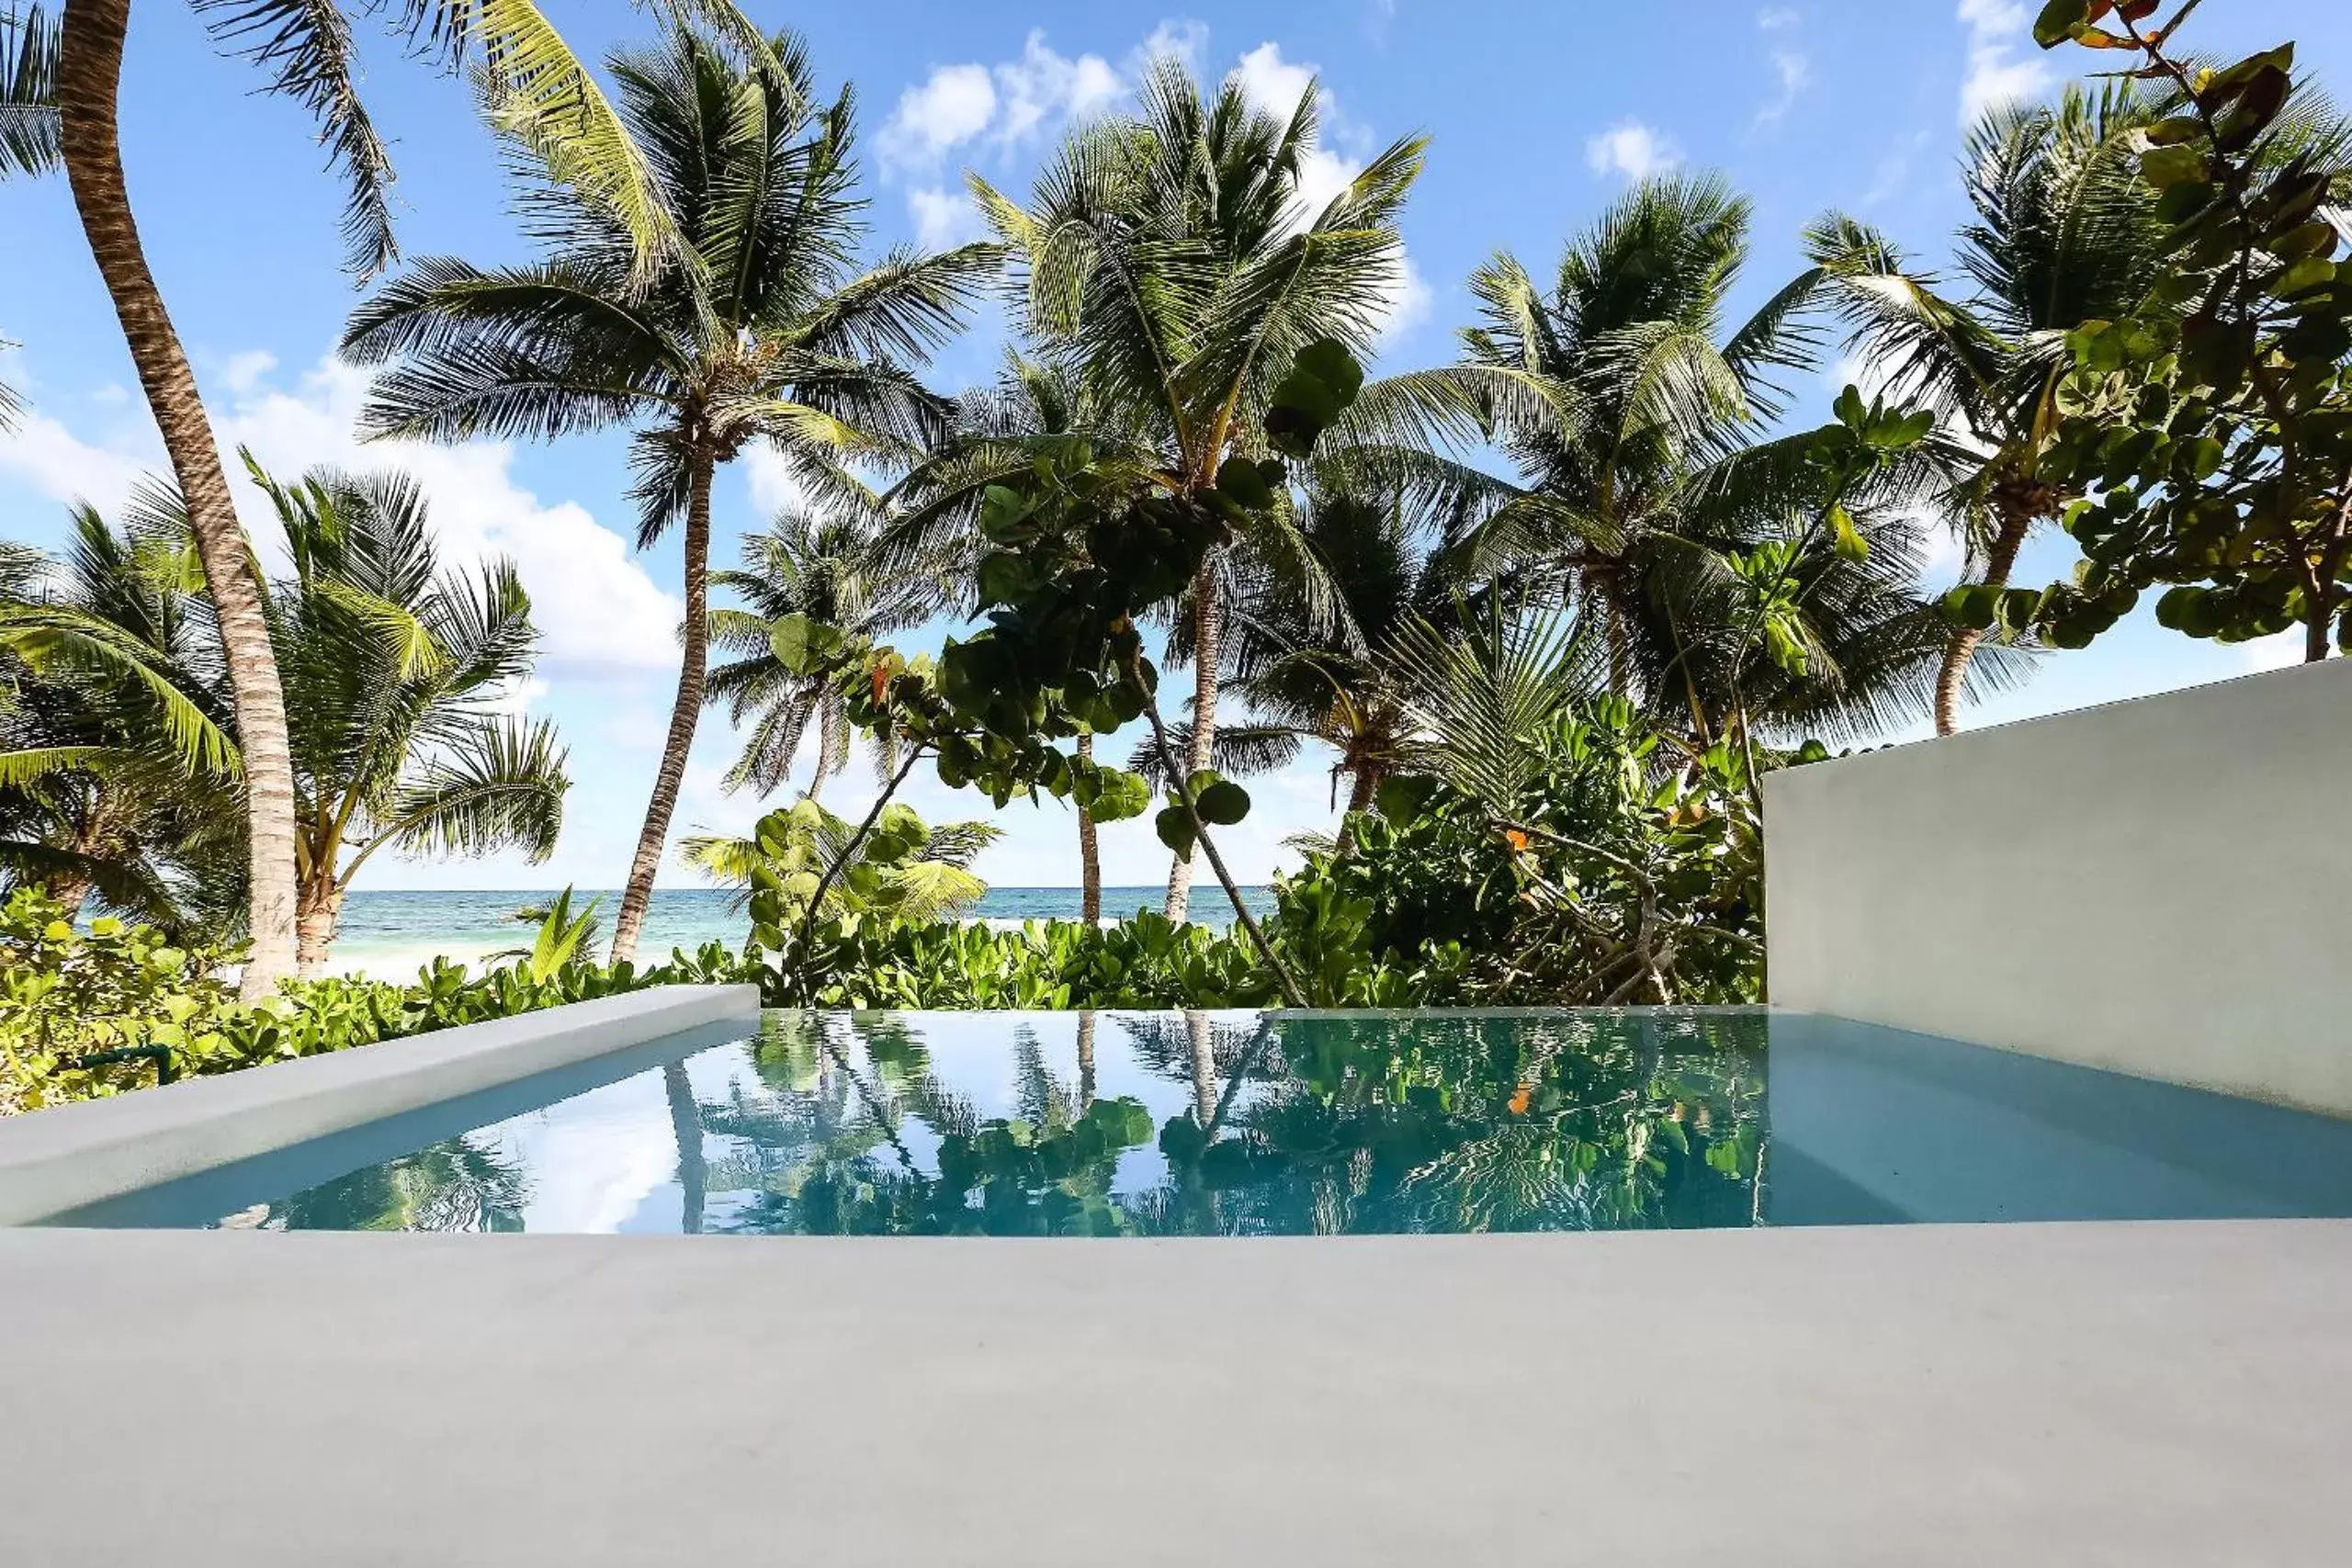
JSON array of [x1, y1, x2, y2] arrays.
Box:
[[3, 0, 2346, 894]]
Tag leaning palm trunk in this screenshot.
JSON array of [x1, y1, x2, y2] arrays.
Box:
[[1163, 570, 1223, 921], [294, 878, 343, 978], [1075, 729, 1102, 923], [1933, 500, 2033, 736], [612, 457, 715, 964], [57, 0, 300, 998]]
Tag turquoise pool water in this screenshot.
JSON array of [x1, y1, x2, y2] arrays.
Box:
[[57, 1010, 2352, 1234]]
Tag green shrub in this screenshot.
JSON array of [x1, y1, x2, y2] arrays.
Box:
[[0, 886, 764, 1114]]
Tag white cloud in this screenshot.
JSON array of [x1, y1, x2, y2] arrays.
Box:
[[483, 676, 549, 716], [90, 384, 129, 407], [1957, 0, 2053, 125], [0, 409, 153, 516], [1220, 41, 1425, 347], [879, 28, 1162, 180], [1586, 119, 1681, 182], [907, 186, 983, 251], [219, 360, 682, 676], [1232, 40, 1317, 123], [1375, 254, 1433, 349], [879, 62, 998, 169], [1754, 49, 1812, 130], [2238, 630, 2308, 672], [993, 31, 1122, 147], [218, 349, 277, 396], [1, 351, 682, 678], [1757, 6, 1801, 28], [742, 445, 810, 519], [1135, 19, 1209, 75]]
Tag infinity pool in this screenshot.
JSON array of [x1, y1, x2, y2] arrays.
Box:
[[54, 1010, 2352, 1233]]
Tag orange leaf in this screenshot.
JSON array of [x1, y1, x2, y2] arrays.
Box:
[[1508, 1084, 1532, 1116], [1504, 829, 1530, 852]]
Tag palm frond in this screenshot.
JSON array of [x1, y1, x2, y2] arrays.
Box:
[[192, 0, 397, 276], [0, 4, 59, 180], [371, 714, 568, 865]]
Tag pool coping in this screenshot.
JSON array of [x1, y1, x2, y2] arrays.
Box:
[[0, 984, 761, 1226], [4, 1219, 2346, 1563]]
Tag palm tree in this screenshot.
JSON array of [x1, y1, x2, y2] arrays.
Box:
[[47, 0, 772, 994], [1381, 172, 2006, 752], [1804, 84, 2167, 733], [2, 5, 56, 429], [707, 504, 943, 803], [1220, 465, 1486, 815], [0, 495, 243, 927], [970, 56, 1422, 919], [343, 24, 998, 963], [1420, 175, 1833, 695], [246, 461, 568, 975], [0, 6, 51, 181]]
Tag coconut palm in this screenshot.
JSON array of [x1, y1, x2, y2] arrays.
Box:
[[707, 505, 943, 803], [0, 495, 243, 928], [1218, 466, 1489, 815], [2, 5, 58, 431], [343, 24, 998, 963], [1804, 83, 2170, 733], [245, 461, 568, 975], [47, 0, 775, 995], [1378, 172, 2014, 753], [1414, 175, 1837, 696], [970, 56, 1423, 919], [0, 5, 51, 182]]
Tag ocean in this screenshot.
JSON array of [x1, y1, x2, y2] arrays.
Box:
[[327, 886, 1276, 981]]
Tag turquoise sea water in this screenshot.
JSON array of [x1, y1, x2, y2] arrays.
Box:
[[331, 886, 1276, 978]]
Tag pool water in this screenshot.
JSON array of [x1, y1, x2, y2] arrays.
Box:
[[57, 1010, 2352, 1235]]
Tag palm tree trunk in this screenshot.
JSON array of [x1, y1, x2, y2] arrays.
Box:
[[1162, 569, 1222, 922], [48, 875, 95, 922], [1933, 506, 2031, 737], [58, 0, 300, 998], [610, 455, 715, 964], [294, 877, 342, 978], [1186, 1009, 1217, 1127], [1344, 762, 1378, 816], [1076, 1010, 1096, 1109], [1075, 730, 1102, 924]]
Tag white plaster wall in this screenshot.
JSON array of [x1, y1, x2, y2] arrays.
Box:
[[1764, 659, 2352, 1117]]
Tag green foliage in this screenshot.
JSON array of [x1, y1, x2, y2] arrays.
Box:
[[492, 886, 602, 984], [0, 885, 759, 1114], [0, 5, 58, 183], [2029, 8, 2352, 660], [1289, 700, 1767, 1007], [725, 798, 999, 927]]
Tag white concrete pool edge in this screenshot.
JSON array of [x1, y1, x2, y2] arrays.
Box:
[[4, 1220, 2346, 1565], [0, 984, 761, 1225]]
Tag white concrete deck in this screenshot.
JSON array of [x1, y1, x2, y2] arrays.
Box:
[[5, 1219, 2346, 1565]]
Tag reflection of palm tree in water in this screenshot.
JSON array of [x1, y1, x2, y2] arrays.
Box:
[[663, 1062, 706, 1235], [265, 1137, 527, 1232]]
